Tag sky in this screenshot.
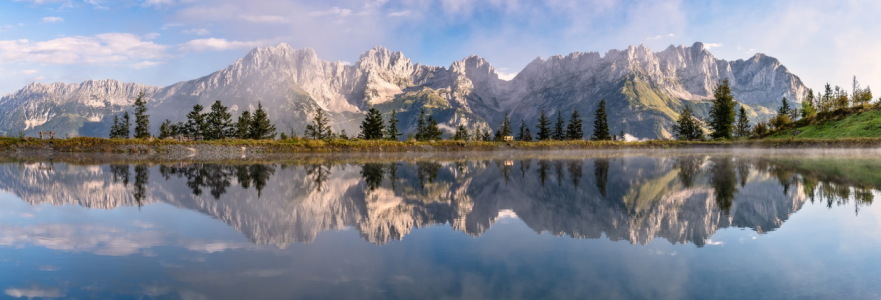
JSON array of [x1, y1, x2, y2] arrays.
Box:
[[1, 0, 880, 95]]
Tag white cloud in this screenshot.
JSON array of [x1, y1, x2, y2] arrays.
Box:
[[143, 0, 175, 8], [4, 286, 64, 299], [20, 69, 38, 75], [310, 7, 353, 18], [161, 22, 183, 30], [179, 38, 264, 52], [704, 43, 723, 49], [182, 28, 210, 35], [40, 17, 64, 23], [497, 71, 517, 81], [133, 61, 162, 69], [0, 33, 168, 65], [647, 33, 675, 40], [239, 15, 288, 24], [387, 10, 412, 17]]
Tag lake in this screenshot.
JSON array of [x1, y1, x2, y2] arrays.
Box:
[[1, 150, 881, 299]]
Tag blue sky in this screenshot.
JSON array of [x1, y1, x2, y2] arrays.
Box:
[[1, 0, 880, 95]]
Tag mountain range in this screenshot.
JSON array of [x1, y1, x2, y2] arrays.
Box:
[[0, 42, 808, 139]]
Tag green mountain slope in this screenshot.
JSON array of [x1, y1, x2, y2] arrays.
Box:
[[767, 108, 881, 139]]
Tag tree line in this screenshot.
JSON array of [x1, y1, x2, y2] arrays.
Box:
[[672, 77, 880, 140], [110, 96, 276, 140]]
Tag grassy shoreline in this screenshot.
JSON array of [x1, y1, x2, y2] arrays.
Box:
[[4, 136, 881, 154]]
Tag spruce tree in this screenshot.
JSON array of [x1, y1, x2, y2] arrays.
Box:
[[305, 108, 332, 140], [121, 112, 131, 139], [423, 116, 443, 140], [185, 104, 205, 138], [494, 114, 512, 141], [778, 97, 791, 116], [708, 79, 737, 139], [517, 120, 533, 141], [359, 107, 385, 140], [109, 115, 121, 138], [385, 110, 400, 141], [453, 125, 469, 140], [672, 106, 704, 141], [158, 119, 174, 139], [133, 92, 150, 139], [414, 108, 428, 141], [236, 111, 252, 139], [204, 100, 234, 140], [735, 106, 750, 138], [801, 88, 816, 118], [566, 108, 583, 140], [536, 110, 551, 140], [553, 112, 565, 140], [592, 99, 611, 141], [249, 102, 277, 139]]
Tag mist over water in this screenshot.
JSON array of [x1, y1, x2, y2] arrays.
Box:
[[1, 151, 880, 299]]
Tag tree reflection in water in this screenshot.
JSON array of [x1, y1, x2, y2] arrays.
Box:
[[159, 163, 277, 199]]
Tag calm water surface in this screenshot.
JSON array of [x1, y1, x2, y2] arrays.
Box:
[[2, 152, 881, 299]]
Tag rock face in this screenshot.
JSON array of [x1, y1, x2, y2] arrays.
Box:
[[0, 42, 807, 139], [0, 156, 814, 248], [0, 80, 159, 137]]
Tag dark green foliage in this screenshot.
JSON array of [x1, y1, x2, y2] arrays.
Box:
[[305, 108, 332, 140], [185, 104, 206, 138], [359, 107, 385, 140], [133, 92, 150, 139], [778, 97, 791, 116], [709, 79, 737, 139], [494, 114, 512, 141], [536, 110, 552, 140], [517, 120, 533, 141], [801, 88, 816, 118], [236, 111, 252, 139], [453, 124, 469, 140], [480, 129, 492, 141], [566, 108, 583, 140], [414, 109, 443, 141], [204, 100, 235, 140], [672, 106, 704, 141], [735, 106, 750, 138], [711, 157, 737, 213], [553, 112, 565, 140], [249, 102, 276, 140], [592, 99, 611, 141], [121, 112, 131, 138], [109, 115, 128, 139], [385, 110, 400, 141], [158, 119, 174, 139]]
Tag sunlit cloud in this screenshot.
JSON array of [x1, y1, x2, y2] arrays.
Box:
[[4, 286, 64, 299], [179, 38, 266, 52], [0, 33, 167, 65], [40, 16, 64, 23]]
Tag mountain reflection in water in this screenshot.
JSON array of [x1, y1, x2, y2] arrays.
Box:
[[1, 155, 874, 247]]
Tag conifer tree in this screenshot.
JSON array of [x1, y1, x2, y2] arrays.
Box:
[[121, 112, 131, 139], [778, 97, 791, 116], [109, 115, 121, 138], [385, 111, 400, 141], [592, 99, 611, 141], [708, 79, 737, 139], [133, 92, 150, 139], [185, 104, 205, 138], [453, 124, 469, 141], [414, 108, 428, 141], [801, 88, 816, 118], [536, 110, 552, 140], [553, 112, 565, 140], [423, 116, 443, 140], [359, 107, 385, 140], [772, 97, 793, 129], [517, 120, 533, 141], [494, 114, 512, 141], [482, 129, 492, 141], [249, 102, 276, 139], [204, 100, 235, 140], [566, 108, 583, 140], [158, 119, 174, 139], [236, 111, 252, 139], [304, 108, 331, 140], [735, 106, 750, 138], [672, 106, 704, 141]]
